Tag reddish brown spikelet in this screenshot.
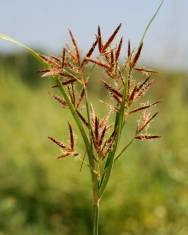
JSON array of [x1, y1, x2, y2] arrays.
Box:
[[61, 48, 66, 67], [81, 38, 98, 67], [63, 78, 77, 85], [129, 101, 160, 114], [67, 86, 74, 104], [97, 26, 103, 52], [99, 110, 111, 129], [103, 50, 111, 63], [67, 84, 76, 105], [94, 116, 99, 144], [51, 55, 61, 62], [71, 83, 76, 105], [86, 38, 98, 58], [41, 69, 63, 78], [138, 112, 158, 133], [128, 76, 152, 105], [135, 135, 161, 140], [52, 84, 59, 88], [38, 69, 50, 73], [90, 104, 96, 125], [48, 136, 66, 149], [68, 29, 80, 65], [53, 94, 67, 107], [60, 72, 79, 81], [102, 23, 122, 52], [107, 129, 116, 144], [104, 130, 116, 154], [128, 40, 131, 58], [103, 81, 122, 102], [136, 76, 153, 96], [76, 110, 89, 127], [40, 55, 60, 67], [100, 129, 115, 155], [131, 42, 143, 68], [110, 50, 115, 67], [134, 67, 157, 74], [128, 85, 137, 105], [85, 57, 111, 69], [57, 153, 70, 159], [68, 122, 74, 150], [115, 37, 123, 61], [127, 73, 131, 95], [70, 83, 76, 104], [52, 79, 77, 88], [98, 126, 107, 147], [64, 47, 77, 62], [76, 88, 85, 109], [57, 150, 79, 160], [100, 129, 116, 158]]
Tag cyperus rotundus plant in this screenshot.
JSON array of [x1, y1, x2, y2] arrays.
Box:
[[0, 1, 165, 234]]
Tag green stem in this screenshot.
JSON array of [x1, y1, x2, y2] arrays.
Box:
[[92, 195, 100, 235], [99, 65, 130, 197]]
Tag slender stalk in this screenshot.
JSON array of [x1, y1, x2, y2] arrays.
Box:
[[92, 193, 100, 235], [115, 137, 135, 161], [140, 0, 165, 45]]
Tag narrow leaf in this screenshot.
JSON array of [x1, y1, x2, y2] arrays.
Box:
[[0, 34, 44, 64]]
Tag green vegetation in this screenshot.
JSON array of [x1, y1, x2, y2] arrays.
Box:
[[0, 55, 188, 234]]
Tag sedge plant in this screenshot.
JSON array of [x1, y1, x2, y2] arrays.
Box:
[[0, 1, 164, 234]]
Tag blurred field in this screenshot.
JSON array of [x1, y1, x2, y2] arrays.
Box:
[[0, 54, 188, 235]]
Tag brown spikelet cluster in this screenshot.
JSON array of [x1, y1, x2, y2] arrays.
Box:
[[48, 122, 78, 159], [39, 23, 160, 163], [90, 105, 115, 160]]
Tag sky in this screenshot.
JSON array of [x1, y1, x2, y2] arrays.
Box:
[[0, 0, 187, 70]]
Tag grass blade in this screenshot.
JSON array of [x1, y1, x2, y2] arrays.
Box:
[[0, 34, 45, 64]]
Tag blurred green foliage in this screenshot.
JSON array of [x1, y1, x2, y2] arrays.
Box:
[[0, 52, 42, 87], [0, 53, 188, 235]]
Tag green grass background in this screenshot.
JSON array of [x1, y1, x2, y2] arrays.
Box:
[[0, 54, 188, 235]]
